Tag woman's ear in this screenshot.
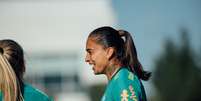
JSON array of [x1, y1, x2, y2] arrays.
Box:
[[106, 47, 115, 60]]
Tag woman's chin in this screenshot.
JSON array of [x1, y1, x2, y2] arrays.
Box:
[[93, 70, 101, 75]]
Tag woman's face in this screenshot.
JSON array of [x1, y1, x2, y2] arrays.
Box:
[[85, 37, 109, 75]]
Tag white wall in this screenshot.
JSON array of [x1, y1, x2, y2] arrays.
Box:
[[0, 0, 116, 86]]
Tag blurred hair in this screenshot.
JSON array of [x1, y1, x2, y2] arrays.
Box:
[[0, 39, 25, 101]]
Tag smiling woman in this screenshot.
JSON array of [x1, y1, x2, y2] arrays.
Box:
[[85, 26, 151, 101]]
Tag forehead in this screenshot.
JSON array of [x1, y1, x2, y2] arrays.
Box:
[[86, 37, 104, 50]]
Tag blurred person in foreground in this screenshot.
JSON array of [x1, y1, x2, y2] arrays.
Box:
[[0, 39, 52, 101], [85, 26, 151, 101]]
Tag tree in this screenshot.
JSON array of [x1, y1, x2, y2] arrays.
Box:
[[153, 29, 201, 101]]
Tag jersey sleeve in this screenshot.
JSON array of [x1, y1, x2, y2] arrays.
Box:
[[0, 92, 2, 101], [112, 73, 142, 101], [113, 83, 141, 101]]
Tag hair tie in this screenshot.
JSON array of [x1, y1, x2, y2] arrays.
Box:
[[118, 30, 125, 37], [118, 30, 126, 42]]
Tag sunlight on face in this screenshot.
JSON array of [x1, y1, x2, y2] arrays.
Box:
[[85, 37, 109, 75]]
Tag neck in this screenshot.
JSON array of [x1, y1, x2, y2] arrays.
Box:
[[105, 62, 122, 80]]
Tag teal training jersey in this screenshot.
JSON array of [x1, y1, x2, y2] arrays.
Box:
[[101, 67, 147, 101], [0, 83, 52, 101]]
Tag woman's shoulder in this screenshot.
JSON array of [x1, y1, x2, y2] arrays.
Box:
[[112, 67, 143, 93], [0, 91, 2, 101], [109, 67, 146, 101], [24, 83, 53, 101], [114, 67, 140, 83]]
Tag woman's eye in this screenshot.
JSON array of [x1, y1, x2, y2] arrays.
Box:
[[88, 51, 92, 55]]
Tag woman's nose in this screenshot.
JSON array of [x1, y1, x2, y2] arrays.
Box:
[[85, 54, 90, 62]]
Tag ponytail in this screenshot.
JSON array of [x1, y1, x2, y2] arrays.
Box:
[[118, 30, 151, 81], [0, 48, 23, 101], [0, 52, 18, 101]]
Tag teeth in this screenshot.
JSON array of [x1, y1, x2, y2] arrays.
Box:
[[89, 63, 94, 65]]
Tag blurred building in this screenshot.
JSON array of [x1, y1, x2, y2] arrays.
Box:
[[0, 0, 116, 100]]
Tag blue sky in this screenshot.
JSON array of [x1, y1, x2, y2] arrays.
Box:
[[111, 0, 201, 71]]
